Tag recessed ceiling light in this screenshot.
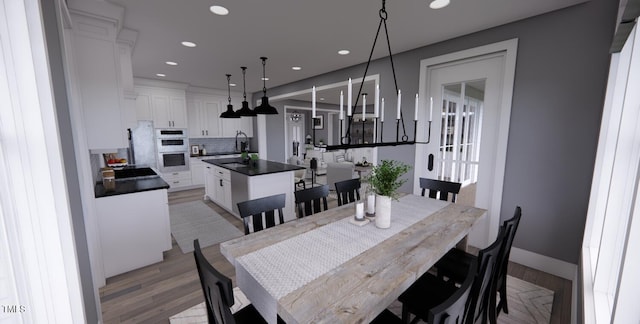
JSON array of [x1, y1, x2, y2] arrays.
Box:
[[181, 41, 197, 47], [338, 49, 350, 55], [320, 98, 325, 101], [210, 5, 229, 15], [166, 61, 178, 66], [292, 66, 302, 71], [261, 77, 269, 81], [429, 0, 450, 9], [229, 83, 237, 87], [156, 73, 166, 77]]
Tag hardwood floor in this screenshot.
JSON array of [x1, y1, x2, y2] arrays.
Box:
[[99, 188, 572, 323]]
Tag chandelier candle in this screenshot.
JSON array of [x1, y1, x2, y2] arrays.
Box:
[[430, 97, 433, 122], [312, 86, 317, 118], [381, 98, 385, 122], [414, 94, 419, 121], [396, 90, 401, 120], [348, 78, 352, 116], [362, 93, 366, 121], [374, 84, 380, 117], [339, 91, 344, 120]]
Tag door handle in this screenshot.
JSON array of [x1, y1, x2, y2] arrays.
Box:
[[219, 179, 223, 187], [428, 154, 434, 171]]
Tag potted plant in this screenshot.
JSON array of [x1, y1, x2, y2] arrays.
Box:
[[365, 160, 411, 228]]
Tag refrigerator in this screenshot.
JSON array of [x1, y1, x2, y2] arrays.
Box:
[[128, 120, 157, 168]]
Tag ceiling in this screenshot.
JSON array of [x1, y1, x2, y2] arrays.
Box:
[[109, 0, 586, 95]]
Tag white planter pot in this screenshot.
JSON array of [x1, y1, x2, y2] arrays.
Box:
[[375, 195, 391, 229]]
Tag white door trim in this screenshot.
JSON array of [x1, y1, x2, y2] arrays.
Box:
[[414, 39, 518, 245]]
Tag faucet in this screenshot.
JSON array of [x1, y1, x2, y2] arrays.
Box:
[[235, 130, 248, 152]]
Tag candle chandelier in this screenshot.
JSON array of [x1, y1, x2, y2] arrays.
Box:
[[312, 0, 432, 150]]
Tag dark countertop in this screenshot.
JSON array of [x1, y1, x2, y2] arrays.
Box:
[[95, 167, 170, 198], [203, 158, 304, 176]]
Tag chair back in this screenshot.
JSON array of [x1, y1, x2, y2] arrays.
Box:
[[467, 229, 505, 324], [419, 178, 462, 202], [237, 193, 286, 235], [294, 185, 329, 217], [492, 206, 522, 318], [335, 178, 361, 206], [428, 259, 478, 324], [193, 239, 236, 324]]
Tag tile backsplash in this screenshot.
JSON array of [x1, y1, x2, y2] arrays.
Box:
[[189, 137, 252, 153]]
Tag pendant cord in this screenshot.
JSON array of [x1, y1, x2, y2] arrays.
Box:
[[226, 74, 232, 104], [344, 0, 408, 145], [241, 67, 247, 101]]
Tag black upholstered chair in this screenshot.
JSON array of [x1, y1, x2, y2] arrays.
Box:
[[237, 193, 286, 235], [294, 185, 329, 218], [419, 178, 462, 203], [335, 178, 361, 206], [435, 206, 522, 323], [399, 230, 505, 324], [193, 239, 266, 324]]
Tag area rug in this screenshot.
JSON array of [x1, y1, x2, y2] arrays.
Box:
[[169, 201, 243, 254], [169, 275, 554, 323]]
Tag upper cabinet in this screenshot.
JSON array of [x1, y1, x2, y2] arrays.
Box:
[[134, 79, 188, 129], [187, 92, 223, 138], [68, 1, 134, 150]]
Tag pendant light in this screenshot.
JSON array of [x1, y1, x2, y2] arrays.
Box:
[[235, 66, 257, 117], [253, 57, 278, 115], [220, 74, 240, 118]]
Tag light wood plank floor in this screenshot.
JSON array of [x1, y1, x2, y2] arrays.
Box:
[[99, 188, 571, 323]]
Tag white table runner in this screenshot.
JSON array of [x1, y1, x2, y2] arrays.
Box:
[[236, 195, 449, 323]]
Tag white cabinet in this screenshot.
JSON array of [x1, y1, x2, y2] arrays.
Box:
[[205, 165, 232, 211], [160, 170, 192, 190], [70, 9, 128, 150], [190, 158, 205, 186], [135, 82, 188, 129], [187, 94, 222, 138], [96, 189, 171, 278]]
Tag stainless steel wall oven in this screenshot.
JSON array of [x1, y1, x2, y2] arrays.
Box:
[[156, 129, 189, 172]]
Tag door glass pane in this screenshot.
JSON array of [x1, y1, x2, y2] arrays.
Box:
[[438, 80, 485, 185]]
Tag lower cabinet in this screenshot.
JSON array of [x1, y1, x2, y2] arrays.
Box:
[[205, 165, 232, 211], [191, 158, 205, 186], [160, 170, 192, 190], [96, 189, 171, 278]]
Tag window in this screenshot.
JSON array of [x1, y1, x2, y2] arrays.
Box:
[[582, 26, 640, 323]]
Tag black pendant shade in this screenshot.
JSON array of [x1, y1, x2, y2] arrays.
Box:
[[220, 74, 240, 118], [220, 104, 239, 118], [254, 57, 278, 115], [235, 66, 257, 117]]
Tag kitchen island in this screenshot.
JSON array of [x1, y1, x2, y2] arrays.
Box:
[[203, 158, 305, 222]]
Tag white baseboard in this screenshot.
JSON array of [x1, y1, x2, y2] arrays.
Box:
[[510, 247, 577, 280], [510, 247, 578, 324]]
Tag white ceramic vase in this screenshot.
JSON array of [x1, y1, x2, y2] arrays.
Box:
[[375, 195, 391, 229]]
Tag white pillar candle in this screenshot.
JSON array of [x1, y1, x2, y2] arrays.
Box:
[[362, 94, 366, 121], [414, 93, 419, 121], [429, 97, 433, 122], [367, 194, 375, 215], [381, 98, 385, 122], [396, 90, 402, 120], [355, 202, 365, 220], [347, 78, 352, 116], [374, 84, 379, 118], [312, 86, 317, 118], [339, 90, 344, 120]]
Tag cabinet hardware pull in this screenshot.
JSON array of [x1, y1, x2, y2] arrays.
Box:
[[206, 130, 208, 135], [202, 130, 204, 135], [219, 179, 223, 186]]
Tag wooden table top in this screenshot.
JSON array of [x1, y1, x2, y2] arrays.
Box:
[[220, 194, 486, 323]]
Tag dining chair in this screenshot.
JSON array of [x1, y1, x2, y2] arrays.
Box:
[[399, 230, 505, 324], [294, 184, 329, 218], [237, 193, 286, 235], [335, 178, 361, 206], [193, 239, 266, 324], [419, 178, 462, 203], [434, 206, 522, 324]]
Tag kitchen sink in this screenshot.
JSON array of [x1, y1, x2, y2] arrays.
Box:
[[114, 167, 158, 179]]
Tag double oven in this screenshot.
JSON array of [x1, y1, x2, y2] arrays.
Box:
[[156, 129, 190, 173]]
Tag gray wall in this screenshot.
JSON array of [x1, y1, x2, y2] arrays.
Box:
[[41, 0, 99, 322], [253, 0, 617, 264]]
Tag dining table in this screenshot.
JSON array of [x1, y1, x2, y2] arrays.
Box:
[[220, 193, 486, 324]]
